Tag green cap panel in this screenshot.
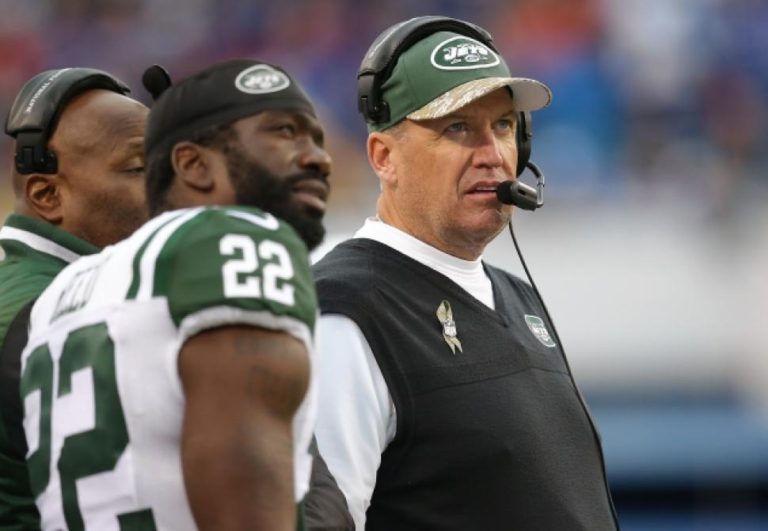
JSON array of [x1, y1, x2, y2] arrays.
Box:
[[371, 30, 551, 131], [374, 31, 511, 131]]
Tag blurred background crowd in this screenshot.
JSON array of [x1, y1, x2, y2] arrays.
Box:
[[1, 0, 766, 529]]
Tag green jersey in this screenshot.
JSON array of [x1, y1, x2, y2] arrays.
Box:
[[0, 214, 98, 530], [20, 206, 318, 530]]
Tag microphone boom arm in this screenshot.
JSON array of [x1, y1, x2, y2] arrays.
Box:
[[526, 161, 545, 209], [495, 160, 546, 210]]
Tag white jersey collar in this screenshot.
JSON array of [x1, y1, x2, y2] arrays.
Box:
[[354, 217, 495, 309]]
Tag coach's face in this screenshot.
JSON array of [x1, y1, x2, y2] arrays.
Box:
[[371, 88, 517, 260], [223, 110, 332, 250], [50, 89, 149, 247]]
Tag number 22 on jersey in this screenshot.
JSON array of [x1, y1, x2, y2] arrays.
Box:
[[21, 323, 157, 531], [219, 234, 296, 306], [20, 226, 300, 530]]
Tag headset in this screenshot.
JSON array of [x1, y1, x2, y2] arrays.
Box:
[[356, 15, 537, 189], [4, 68, 130, 175]]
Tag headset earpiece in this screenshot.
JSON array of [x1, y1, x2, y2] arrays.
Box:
[[4, 68, 130, 175], [516, 111, 532, 176]]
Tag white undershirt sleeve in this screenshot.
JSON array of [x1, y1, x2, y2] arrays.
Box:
[[314, 314, 396, 530]]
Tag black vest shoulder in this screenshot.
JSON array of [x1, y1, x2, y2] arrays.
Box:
[[313, 239, 618, 531]]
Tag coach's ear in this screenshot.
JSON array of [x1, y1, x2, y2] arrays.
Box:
[[171, 141, 217, 192], [24, 173, 63, 224], [367, 131, 398, 186]]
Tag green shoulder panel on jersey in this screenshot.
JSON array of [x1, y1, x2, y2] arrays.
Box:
[[125, 209, 197, 300], [130, 206, 316, 332]]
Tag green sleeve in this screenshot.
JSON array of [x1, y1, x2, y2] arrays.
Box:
[[151, 207, 317, 335]]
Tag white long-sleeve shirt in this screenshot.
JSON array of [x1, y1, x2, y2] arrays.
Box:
[[314, 218, 495, 530]]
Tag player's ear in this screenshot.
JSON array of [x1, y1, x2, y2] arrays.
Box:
[[368, 131, 398, 186], [25, 173, 63, 224], [171, 141, 215, 192]]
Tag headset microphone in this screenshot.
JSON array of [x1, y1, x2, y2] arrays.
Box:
[[496, 161, 545, 210]]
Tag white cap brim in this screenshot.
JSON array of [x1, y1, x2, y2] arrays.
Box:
[[407, 77, 552, 121]]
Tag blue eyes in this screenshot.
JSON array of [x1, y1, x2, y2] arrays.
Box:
[[446, 122, 468, 133], [444, 119, 514, 135]]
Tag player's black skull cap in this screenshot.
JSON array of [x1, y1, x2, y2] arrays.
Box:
[[145, 59, 317, 157]]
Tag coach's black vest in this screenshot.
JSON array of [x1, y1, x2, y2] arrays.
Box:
[[313, 239, 618, 531]]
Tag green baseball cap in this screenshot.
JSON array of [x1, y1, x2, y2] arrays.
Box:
[[371, 30, 552, 131]]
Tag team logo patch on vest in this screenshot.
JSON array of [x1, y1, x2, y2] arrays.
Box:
[[235, 65, 290, 94], [524, 315, 556, 348], [430, 36, 500, 70], [436, 300, 463, 354]]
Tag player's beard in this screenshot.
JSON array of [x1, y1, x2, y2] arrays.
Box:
[[226, 144, 327, 251]]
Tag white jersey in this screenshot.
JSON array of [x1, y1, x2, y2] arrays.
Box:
[[20, 206, 318, 530]]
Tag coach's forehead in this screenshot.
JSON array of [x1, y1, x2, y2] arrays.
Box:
[[51, 90, 147, 155]]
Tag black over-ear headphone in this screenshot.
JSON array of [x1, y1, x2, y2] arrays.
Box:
[[4, 68, 130, 175], [357, 15, 533, 178]]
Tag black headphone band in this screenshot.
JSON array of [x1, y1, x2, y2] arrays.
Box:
[[358, 17, 496, 78], [5, 68, 130, 175]]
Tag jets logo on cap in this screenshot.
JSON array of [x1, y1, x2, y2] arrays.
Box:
[[235, 65, 290, 94], [430, 36, 500, 70], [524, 315, 556, 348]]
